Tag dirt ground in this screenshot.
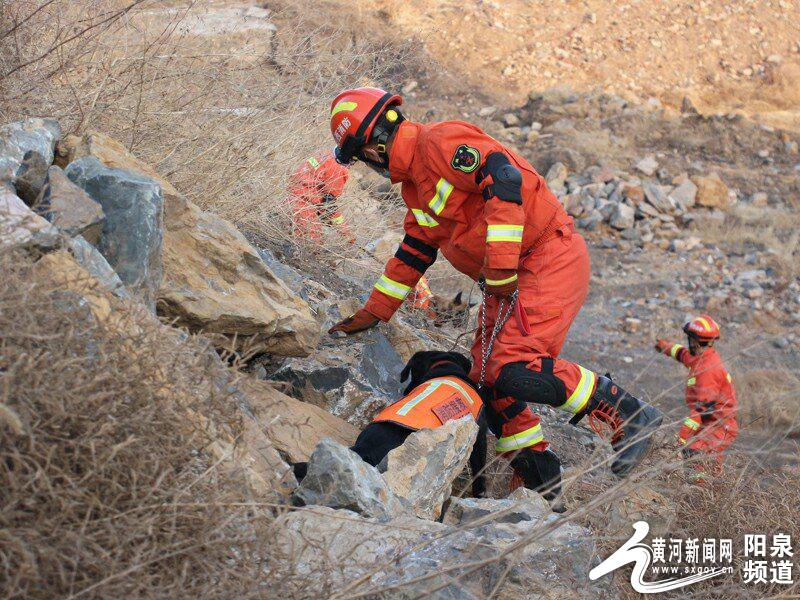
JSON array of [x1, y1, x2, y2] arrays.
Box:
[[362, 0, 800, 130]]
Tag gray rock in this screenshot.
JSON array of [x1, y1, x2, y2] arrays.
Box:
[[272, 327, 404, 428], [668, 178, 697, 209], [562, 193, 583, 217], [0, 118, 61, 182], [67, 236, 128, 298], [382, 416, 478, 520], [502, 113, 520, 127], [35, 166, 105, 243], [293, 438, 406, 520], [609, 202, 635, 230], [545, 161, 568, 188], [65, 156, 163, 310], [635, 155, 658, 176], [576, 209, 603, 231], [444, 488, 552, 526], [642, 182, 672, 213]]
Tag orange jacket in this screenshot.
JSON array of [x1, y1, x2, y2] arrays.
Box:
[[372, 376, 483, 430], [365, 120, 571, 321], [660, 344, 738, 443]]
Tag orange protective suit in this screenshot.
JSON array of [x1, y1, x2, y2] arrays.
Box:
[[364, 119, 598, 453], [287, 151, 350, 240], [660, 343, 738, 480]]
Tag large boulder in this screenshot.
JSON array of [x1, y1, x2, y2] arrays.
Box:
[[158, 194, 319, 358], [382, 416, 478, 520], [238, 378, 358, 462], [293, 438, 406, 520], [270, 507, 511, 598], [272, 326, 404, 428], [0, 118, 60, 183], [58, 132, 318, 357], [35, 166, 105, 243], [65, 156, 163, 310], [271, 500, 615, 598], [0, 186, 59, 250]]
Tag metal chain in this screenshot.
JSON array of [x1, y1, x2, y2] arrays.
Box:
[[478, 289, 518, 389]]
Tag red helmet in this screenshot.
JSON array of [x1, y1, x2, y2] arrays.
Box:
[[683, 315, 720, 341], [329, 87, 402, 164]]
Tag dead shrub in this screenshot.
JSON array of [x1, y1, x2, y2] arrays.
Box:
[[0, 250, 269, 598]]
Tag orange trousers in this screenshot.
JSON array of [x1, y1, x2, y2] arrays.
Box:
[[684, 418, 738, 481], [469, 224, 594, 451]]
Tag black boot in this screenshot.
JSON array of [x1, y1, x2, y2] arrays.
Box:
[[510, 447, 565, 512], [571, 375, 663, 476]]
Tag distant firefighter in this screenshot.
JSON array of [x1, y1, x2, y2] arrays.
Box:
[[287, 149, 352, 241], [656, 315, 738, 483]]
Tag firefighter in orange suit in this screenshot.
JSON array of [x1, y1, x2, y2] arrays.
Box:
[[656, 315, 738, 483], [287, 149, 351, 240], [326, 87, 663, 497], [292, 351, 490, 498]]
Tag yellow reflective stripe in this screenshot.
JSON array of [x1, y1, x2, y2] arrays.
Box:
[[486, 224, 524, 243], [726, 373, 732, 383], [678, 437, 687, 445], [687, 377, 696, 386], [683, 418, 700, 430], [484, 273, 518, 286], [374, 275, 411, 300], [495, 423, 544, 452], [331, 101, 357, 117], [307, 156, 320, 169], [396, 380, 441, 416], [411, 209, 439, 227], [695, 317, 711, 332], [559, 365, 596, 415], [428, 178, 454, 215], [396, 377, 477, 416], [669, 344, 682, 358], [330, 215, 344, 224]]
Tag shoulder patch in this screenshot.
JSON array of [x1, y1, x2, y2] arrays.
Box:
[[451, 144, 481, 173]]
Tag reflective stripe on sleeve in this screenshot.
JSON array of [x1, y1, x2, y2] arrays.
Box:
[[486, 224, 524, 243], [374, 275, 411, 301], [559, 365, 596, 415], [670, 344, 682, 358], [687, 377, 696, 386], [683, 417, 700, 430], [411, 209, 439, 227], [330, 215, 344, 224], [428, 178, 454, 215], [495, 423, 544, 452], [484, 273, 518, 286], [726, 373, 732, 383], [307, 156, 320, 169]]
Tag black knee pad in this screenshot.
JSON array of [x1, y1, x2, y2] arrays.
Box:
[[510, 447, 563, 500], [495, 361, 567, 408]]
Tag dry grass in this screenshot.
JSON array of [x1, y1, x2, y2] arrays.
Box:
[[0, 0, 426, 273], [0, 250, 270, 598]]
